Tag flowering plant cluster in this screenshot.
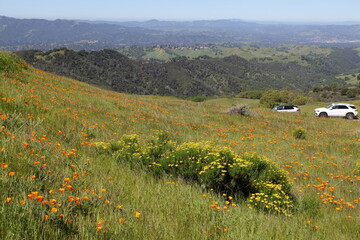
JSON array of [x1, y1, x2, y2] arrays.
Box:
[[95, 133, 295, 215], [293, 127, 306, 139]]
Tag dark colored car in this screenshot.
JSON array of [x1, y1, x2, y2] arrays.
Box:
[[272, 105, 301, 113]]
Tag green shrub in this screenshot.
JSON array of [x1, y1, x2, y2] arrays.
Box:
[[260, 89, 312, 108], [293, 127, 306, 139], [188, 96, 207, 102], [95, 134, 295, 216], [259, 89, 283, 108], [237, 90, 263, 99], [292, 96, 310, 105]]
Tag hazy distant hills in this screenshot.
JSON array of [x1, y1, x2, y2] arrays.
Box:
[[16, 48, 360, 97], [76, 19, 360, 47], [0, 16, 222, 50], [85, 19, 255, 32], [2, 16, 360, 51]]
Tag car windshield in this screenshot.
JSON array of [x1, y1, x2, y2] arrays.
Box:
[[325, 104, 334, 109]]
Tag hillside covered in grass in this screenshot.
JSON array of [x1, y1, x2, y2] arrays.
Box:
[[1, 51, 359, 239], [16, 47, 360, 97], [116, 45, 335, 62]]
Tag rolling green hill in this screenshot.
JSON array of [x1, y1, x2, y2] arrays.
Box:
[[1, 50, 359, 239], [117, 45, 334, 63], [16, 47, 360, 97]]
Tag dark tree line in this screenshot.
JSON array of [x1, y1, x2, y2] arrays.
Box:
[[16, 48, 360, 98]]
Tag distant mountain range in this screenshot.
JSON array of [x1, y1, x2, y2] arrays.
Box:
[[1, 16, 360, 51]]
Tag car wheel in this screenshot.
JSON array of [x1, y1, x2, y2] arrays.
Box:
[[319, 112, 328, 118], [345, 113, 354, 120]]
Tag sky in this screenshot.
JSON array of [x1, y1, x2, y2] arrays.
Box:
[[1, 0, 360, 23]]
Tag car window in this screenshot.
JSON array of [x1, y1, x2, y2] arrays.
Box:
[[338, 105, 348, 109], [326, 105, 333, 109], [350, 106, 356, 109], [284, 106, 293, 110], [277, 106, 284, 110]]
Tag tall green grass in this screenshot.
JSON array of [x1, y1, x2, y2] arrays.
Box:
[[0, 50, 359, 239], [0, 51, 29, 73]]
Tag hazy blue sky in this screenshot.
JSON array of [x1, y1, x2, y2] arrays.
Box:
[[1, 0, 359, 22]]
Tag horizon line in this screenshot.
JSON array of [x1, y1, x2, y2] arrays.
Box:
[[2, 15, 360, 25]]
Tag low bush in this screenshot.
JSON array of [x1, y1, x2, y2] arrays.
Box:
[[237, 90, 263, 99], [95, 134, 295, 216], [260, 89, 313, 108], [225, 104, 256, 117], [188, 96, 207, 102], [293, 127, 306, 139]]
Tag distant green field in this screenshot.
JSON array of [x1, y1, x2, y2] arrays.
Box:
[[118, 45, 333, 65], [337, 73, 360, 85]]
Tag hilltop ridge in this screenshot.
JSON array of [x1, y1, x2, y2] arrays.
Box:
[[2, 16, 360, 51], [16, 47, 360, 97]]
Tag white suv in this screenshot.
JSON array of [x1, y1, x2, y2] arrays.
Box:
[[314, 103, 358, 119]]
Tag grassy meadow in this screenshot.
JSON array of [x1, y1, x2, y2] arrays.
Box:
[[120, 45, 333, 64], [0, 51, 359, 239], [337, 72, 360, 86]]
